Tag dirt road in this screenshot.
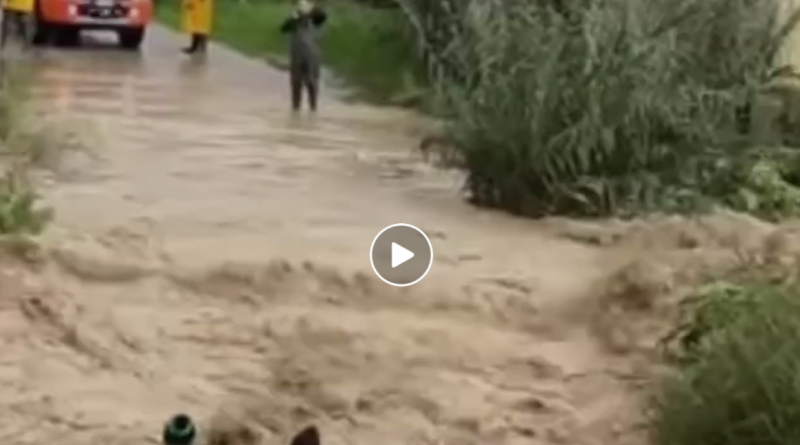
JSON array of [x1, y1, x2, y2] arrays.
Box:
[[0, 26, 681, 445]]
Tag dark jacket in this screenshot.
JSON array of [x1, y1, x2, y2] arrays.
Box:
[[280, 6, 327, 69]]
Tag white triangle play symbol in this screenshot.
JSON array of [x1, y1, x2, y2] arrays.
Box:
[[391, 242, 415, 268]]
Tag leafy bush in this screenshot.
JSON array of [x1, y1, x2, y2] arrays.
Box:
[[728, 154, 800, 219], [651, 273, 800, 445], [0, 171, 52, 236], [397, 0, 800, 217]]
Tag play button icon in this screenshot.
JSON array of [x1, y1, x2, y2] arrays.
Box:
[[370, 223, 433, 287], [392, 242, 414, 268]]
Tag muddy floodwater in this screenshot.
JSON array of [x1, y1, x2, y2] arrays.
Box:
[[0, 26, 670, 445]]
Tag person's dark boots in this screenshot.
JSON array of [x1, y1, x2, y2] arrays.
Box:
[[182, 34, 199, 54], [195, 34, 207, 54]]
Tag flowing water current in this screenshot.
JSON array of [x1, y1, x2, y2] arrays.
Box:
[[0, 26, 688, 445]]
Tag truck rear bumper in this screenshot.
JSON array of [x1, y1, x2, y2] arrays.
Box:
[[38, 0, 152, 29], [55, 17, 142, 30]]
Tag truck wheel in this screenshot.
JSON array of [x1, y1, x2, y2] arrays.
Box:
[[53, 26, 80, 47], [31, 20, 51, 46], [118, 28, 144, 50]]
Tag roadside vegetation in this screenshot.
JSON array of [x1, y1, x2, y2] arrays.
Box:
[[0, 63, 56, 240], [403, 0, 800, 219], [651, 267, 800, 445]]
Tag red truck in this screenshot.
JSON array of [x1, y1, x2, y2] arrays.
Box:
[[32, 0, 153, 49]]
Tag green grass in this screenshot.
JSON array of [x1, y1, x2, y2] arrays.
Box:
[[651, 272, 800, 445], [156, 0, 425, 105]]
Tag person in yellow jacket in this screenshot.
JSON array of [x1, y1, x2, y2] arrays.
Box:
[[181, 0, 212, 55], [0, 0, 33, 49]]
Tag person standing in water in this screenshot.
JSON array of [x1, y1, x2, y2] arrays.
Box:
[[0, 0, 33, 50], [280, 0, 327, 112], [181, 0, 212, 55]]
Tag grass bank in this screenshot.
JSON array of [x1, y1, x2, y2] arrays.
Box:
[[156, 0, 425, 105], [651, 268, 800, 445]]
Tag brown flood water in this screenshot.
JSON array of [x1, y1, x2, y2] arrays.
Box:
[[0, 26, 660, 445]]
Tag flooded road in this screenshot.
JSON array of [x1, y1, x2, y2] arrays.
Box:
[[0, 26, 655, 445]]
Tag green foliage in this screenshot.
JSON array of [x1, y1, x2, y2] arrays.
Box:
[[398, 0, 800, 217], [319, 1, 423, 104], [651, 274, 800, 445], [0, 172, 52, 236], [0, 65, 54, 237], [661, 277, 766, 364], [732, 156, 800, 219]]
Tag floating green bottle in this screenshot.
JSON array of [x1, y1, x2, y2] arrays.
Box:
[[163, 414, 197, 445]]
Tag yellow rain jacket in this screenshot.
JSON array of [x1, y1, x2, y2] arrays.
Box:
[[182, 0, 212, 35], [3, 0, 34, 14]]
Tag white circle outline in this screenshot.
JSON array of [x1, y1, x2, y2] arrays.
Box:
[[370, 223, 434, 287]]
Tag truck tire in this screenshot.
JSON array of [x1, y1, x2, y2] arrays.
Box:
[[32, 20, 51, 46], [118, 27, 144, 50], [53, 26, 80, 47]]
